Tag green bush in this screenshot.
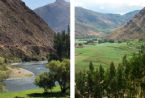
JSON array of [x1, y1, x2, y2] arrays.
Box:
[[35, 72, 55, 93]]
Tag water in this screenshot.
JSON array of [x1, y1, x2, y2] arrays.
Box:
[[4, 61, 49, 92]]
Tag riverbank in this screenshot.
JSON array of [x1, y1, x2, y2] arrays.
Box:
[[7, 61, 48, 79], [4, 61, 49, 92]]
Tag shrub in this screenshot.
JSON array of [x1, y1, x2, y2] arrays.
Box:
[[35, 72, 55, 93]]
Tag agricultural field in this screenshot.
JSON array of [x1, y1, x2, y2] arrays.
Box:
[[75, 39, 143, 72]]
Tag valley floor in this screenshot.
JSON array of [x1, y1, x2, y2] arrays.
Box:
[[75, 41, 141, 72]]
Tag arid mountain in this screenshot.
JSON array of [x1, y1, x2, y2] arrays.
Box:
[[75, 7, 139, 37], [0, 0, 54, 61], [34, 0, 70, 33], [108, 7, 145, 40]]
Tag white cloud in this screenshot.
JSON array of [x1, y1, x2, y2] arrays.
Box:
[[75, 0, 145, 14]]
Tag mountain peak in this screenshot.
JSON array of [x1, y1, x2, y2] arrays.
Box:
[[55, 0, 66, 4], [34, 0, 70, 32]]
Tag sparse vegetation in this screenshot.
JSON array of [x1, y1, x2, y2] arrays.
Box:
[[0, 57, 9, 92]]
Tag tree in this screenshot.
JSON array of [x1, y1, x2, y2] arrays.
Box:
[[107, 62, 116, 97], [87, 62, 95, 97], [116, 64, 126, 97], [48, 31, 70, 61], [76, 71, 87, 96], [99, 65, 104, 83], [94, 69, 102, 98], [98, 65, 105, 97], [109, 62, 116, 80], [46, 59, 70, 93], [35, 72, 55, 93], [89, 61, 94, 73]]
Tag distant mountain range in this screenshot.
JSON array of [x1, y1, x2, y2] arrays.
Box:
[[0, 0, 54, 60], [34, 0, 70, 33], [75, 7, 139, 37], [108, 7, 145, 40]]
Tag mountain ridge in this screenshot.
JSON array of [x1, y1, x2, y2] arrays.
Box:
[[75, 7, 139, 37], [34, 0, 70, 33], [108, 7, 145, 40]]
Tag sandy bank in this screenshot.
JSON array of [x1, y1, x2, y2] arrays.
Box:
[[8, 67, 34, 79]]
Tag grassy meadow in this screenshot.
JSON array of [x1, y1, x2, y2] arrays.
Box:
[[75, 39, 142, 72], [0, 86, 69, 98]]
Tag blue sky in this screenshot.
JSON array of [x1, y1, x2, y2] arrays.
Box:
[[75, 0, 145, 15], [22, 0, 69, 10]]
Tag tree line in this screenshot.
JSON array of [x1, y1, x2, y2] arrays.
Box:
[[76, 45, 145, 98]]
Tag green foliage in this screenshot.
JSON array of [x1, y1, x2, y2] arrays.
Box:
[[35, 72, 55, 93], [76, 71, 87, 95], [0, 71, 8, 92], [46, 59, 70, 93], [0, 57, 5, 65], [76, 45, 145, 98], [0, 57, 9, 92], [48, 31, 70, 61]]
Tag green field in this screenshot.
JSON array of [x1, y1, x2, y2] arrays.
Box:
[[75, 41, 140, 72], [0, 87, 69, 98]]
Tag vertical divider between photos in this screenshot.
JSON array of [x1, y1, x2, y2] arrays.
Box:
[[70, 0, 75, 97]]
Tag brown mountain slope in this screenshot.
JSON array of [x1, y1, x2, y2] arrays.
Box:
[[108, 7, 145, 40], [0, 0, 54, 61]]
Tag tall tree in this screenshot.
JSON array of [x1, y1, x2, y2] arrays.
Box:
[[87, 62, 95, 97]]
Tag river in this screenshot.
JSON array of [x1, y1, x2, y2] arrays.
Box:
[[4, 61, 49, 92]]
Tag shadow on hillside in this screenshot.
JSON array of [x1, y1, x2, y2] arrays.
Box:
[[27, 92, 67, 97]]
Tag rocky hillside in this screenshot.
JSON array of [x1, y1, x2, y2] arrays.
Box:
[[108, 7, 145, 40], [0, 0, 54, 61], [34, 0, 70, 33], [75, 7, 139, 37]]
